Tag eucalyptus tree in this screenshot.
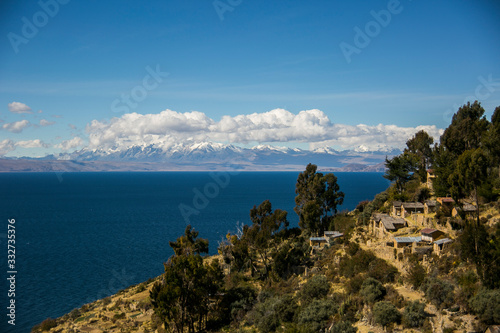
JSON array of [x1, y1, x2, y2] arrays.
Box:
[[294, 163, 344, 235]]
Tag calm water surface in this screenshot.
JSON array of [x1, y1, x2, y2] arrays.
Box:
[[0, 171, 389, 332]]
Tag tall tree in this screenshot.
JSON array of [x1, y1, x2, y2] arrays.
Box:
[[169, 225, 209, 256], [383, 153, 418, 195], [440, 101, 489, 156], [405, 130, 434, 180], [460, 221, 500, 289], [219, 200, 288, 278], [451, 148, 489, 222], [294, 164, 344, 235], [483, 106, 500, 178], [433, 102, 492, 197], [245, 200, 288, 278], [219, 229, 255, 275], [321, 173, 345, 220], [432, 143, 456, 197], [151, 227, 223, 333]]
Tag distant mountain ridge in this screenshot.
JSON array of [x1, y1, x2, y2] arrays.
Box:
[[0, 142, 398, 172]]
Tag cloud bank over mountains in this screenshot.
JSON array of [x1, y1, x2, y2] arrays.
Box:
[[85, 108, 443, 152], [1, 107, 445, 171], [1, 106, 444, 166]]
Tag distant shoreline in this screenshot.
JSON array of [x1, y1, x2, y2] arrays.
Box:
[[0, 159, 386, 173]]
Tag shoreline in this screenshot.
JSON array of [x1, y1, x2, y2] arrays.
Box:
[[0, 159, 386, 173], [32, 255, 225, 332]]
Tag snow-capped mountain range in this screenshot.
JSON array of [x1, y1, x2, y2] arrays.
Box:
[[0, 142, 400, 172]]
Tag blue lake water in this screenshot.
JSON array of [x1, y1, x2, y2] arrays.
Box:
[[0, 171, 389, 332]]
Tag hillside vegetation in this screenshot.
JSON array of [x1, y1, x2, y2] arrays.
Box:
[[35, 101, 500, 332]]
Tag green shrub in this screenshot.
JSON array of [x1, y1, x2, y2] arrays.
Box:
[[136, 282, 146, 293], [367, 258, 399, 283], [384, 285, 406, 308], [422, 277, 455, 309], [402, 301, 426, 328], [355, 200, 370, 213], [407, 261, 426, 289], [113, 312, 126, 320], [218, 285, 256, 325], [256, 311, 279, 333], [138, 299, 152, 311], [297, 298, 336, 332], [249, 294, 299, 333], [329, 321, 357, 333], [347, 242, 360, 256], [455, 270, 479, 309], [469, 288, 500, 325], [360, 277, 386, 304], [416, 187, 431, 202], [346, 274, 365, 294], [434, 254, 455, 275], [39, 318, 57, 331], [339, 249, 377, 278], [339, 296, 362, 323], [298, 274, 329, 303], [358, 190, 389, 226], [272, 239, 309, 279], [372, 301, 401, 328], [69, 308, 81, 320], [329, 213, 356, 235], [275, 294, 298, 323]]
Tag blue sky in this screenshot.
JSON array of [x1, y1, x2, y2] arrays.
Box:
[[1, 0, 499, 157]]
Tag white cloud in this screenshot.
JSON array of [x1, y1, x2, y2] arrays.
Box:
[[0, 139, 15, 155], [2, 120, 30, 133], [56, 137, 84, 151], [309, 124, 444, 151], [8, 102, 32, 114], [208, 109, 332, 143], [16, 139, 48, 148], [0, 139, 48, 155], [39, 119, 55, 126], [86, 110, 213, 149], [83, 108, 444, 152]]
